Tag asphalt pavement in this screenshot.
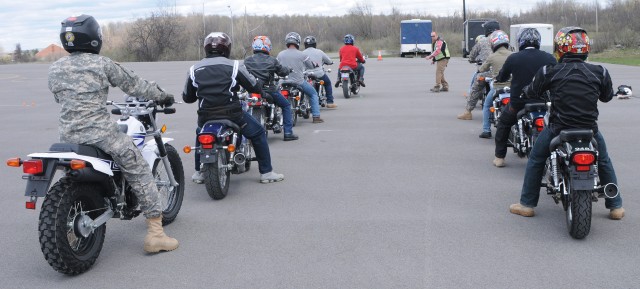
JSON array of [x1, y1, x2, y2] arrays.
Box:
[[0, 56, 638, 288]]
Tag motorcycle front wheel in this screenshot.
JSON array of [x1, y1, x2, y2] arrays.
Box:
[[202, 149, 230, 200], [565, 181, 592, 239], [153, 144, 185, 225], [39, 178, 107, 275], [342, 79, 350, 98]]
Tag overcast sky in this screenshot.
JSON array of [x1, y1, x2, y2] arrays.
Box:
[[1, 0, 560, 52]]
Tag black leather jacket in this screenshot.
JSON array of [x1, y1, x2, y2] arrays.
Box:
[[244, 52, 290, 92], [523, 57, 614, 134]]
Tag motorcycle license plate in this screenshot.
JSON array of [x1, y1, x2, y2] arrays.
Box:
[[341, 73, 349, 78]]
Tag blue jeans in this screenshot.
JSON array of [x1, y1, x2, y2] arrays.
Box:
[[482, 87, 495, 133], [297, 81, 320, 117], [320, 74, 334, 103], [195, 111, 273, 174], [266, 90, 294, 135], [520, 128, 622, 209]]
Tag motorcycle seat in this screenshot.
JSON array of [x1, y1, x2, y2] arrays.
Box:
[[280, 83, 297, 89], [202, 119, 241, 132], [49, 143, 113, 160], [549, 129, 594, 151]]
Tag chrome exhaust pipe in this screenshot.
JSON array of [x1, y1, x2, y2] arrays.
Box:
[[596, 183, 619, 199], [233, 153, 246, 165]]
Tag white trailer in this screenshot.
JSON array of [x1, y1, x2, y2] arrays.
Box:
[[509, 23, 554, 54]]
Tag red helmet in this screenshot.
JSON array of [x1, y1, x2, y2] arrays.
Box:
[[554, 27, 590, 61], [204, 32, 232, 57]]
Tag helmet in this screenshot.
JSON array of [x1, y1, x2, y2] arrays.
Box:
[[304, 36, 317, 49], [285, 32, 301, 48], [252, 36, 272, 53], [489, 30, 509, 52], [59, 15, 103, 54], [344, 34, 355, 45], [554, 26, 589, 61], [204, 32, 232, 57], [475, 35, 486, 44], [483, 20, 500, 37], [517, 28, 541, 50]]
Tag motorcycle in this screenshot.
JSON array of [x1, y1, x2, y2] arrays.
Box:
[[337, 65, 361, 99], [543, 126, 619, 239], [508, 102, 547, 158], [6, 97, 184, 275], [485, 77, 511, 128], [184, 93, 254, 200], [247, 91, 283, 136], [280, 82, 309, 126], [307, 69, 331, 107]]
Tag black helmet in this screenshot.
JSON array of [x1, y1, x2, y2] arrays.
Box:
[[517, 28, 541, 50], [204, 32, 232, 57], [304, 36, 316, 49], [483, 20, 500, 37], [60, 15, 102, 54], [285, 32, 301, 48]]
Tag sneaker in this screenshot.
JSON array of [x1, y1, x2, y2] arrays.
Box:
[[326, 103, 337, 108], [334, 82, 340, 88], [493, 157, 505, 167], [260, 171, 284, 183], [479, 131, 492, 138], [609, 208, 625, 220], [441, 87, 449, 92], [510, 203, 535, 217], [283, 133, 299, 141], [191, 171, 204, 184], [312, 117, 324, 123]]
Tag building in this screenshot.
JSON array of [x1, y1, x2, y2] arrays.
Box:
[[35, 44, 68, 62]]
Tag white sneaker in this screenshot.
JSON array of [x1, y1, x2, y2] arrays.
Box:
[[260, 171, 284, 183], [191, 171, 204, 184]]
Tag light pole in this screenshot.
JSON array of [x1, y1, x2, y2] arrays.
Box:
[[228, 5, 233, 40]]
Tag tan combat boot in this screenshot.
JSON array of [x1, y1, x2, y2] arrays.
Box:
[[430, 85, 441, 92], [457, 110, 472, 120], [510, 203, 535, 217], [144, 216, 179, 253]]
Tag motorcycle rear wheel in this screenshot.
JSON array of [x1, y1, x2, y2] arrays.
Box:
[[289, 97, 298, 127], [202, 149, 230, 200], [39, 178, 107, 275], [251, 107, 267, 136], [153, 144, 185, 225], [342, 80, 350, 98], [566, 186, 592, 239], [301, 94, 310, 119]]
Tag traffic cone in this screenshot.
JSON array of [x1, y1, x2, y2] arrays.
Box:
[[377, 50, 382, 61]]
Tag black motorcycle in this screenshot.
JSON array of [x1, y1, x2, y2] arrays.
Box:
[[337, 66, 361, 98], [247, 91, 283, 136], [509, 102, 547, 158], [280, 83, 309, 126]]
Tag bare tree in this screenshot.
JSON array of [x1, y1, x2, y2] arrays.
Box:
[[127, 1, 184, 61], [348, 1, 373, 38]]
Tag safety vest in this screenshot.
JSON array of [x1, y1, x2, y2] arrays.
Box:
[[432, 38, 450, 61]]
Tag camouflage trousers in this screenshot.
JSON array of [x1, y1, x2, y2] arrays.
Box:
[[466, 71, 491, 112], [62, 131, 162, 218]]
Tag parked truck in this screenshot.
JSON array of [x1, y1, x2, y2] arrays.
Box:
[[462, 18, 494, 58], [400, 19, 432, 57], [509, 23, 554, 54]]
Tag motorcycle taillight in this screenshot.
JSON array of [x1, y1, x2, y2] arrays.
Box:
[[534, 118, 545, 132], [572, 152, 596, 172], [198, 134, 215, 149], [501, 98, 511, 105], [281, 90, 289, 97], [23, 159, 43, 175]]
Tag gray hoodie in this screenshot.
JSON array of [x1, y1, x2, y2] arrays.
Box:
[[276, 47, 316, 85]]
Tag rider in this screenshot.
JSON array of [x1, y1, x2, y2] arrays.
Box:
[[183, 32, 285, 184], [48, 15, 178, 253], [477, 30, 512, 139], [335, 34, 366, 88], [509, 27, 624, 220], [457, 34, 492, 120], [244, 35, 298, 141], [276, 32, 324, 123], [302, 35, 337, 108], [492, 28, 557, 167]]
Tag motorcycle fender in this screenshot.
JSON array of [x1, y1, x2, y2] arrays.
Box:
[[570, 168, 597, 190], [28, 152, 114, 176], [141, 137, 173, 168], [24, 159, 57, 197]]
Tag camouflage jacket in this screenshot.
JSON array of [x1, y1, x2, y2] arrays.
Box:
[[48, 52, 170, 143], [468, 37, 492, 63]]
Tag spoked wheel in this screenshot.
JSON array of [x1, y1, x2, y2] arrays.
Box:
[[289, 97, 298, 127], [39, 178, 107, 275], [202, 149, 230, 200], [153, 144, 184, 225], [318, 84, 327, 107], [251, 107, 267, 135], [342, 79, 350, 98], [565, 178, 592, 239], [301, 94, 310, 119]]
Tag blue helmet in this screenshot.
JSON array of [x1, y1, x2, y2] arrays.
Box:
[[344, 34, 354, 45], [252, 35, 272, 53]]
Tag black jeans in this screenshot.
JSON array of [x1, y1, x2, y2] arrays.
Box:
[[494, 103, 518, 158]]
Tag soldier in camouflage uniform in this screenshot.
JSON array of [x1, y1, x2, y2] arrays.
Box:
[[48, 15, 178, 253], [459, 35, 493, 121]]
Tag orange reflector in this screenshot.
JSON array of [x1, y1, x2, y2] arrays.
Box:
[[319, 80, 325, 85], [576, 165, 591, 172], [70, 160, 87, 170], [26, 201, 36, 210], [489, 107, 495, 113], [7, 158, 21, 167], [227, 144, 236, 152], [23, 160, 43, 174], [183, 146, 192, 154], [295, 95, 300, 101], [161, 125, 167, 133]]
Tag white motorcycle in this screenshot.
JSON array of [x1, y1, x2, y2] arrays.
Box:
[[6, 96, 184, 275]]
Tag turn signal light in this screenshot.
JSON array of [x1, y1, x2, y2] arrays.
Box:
[[70, 160, 87, 170], [7, 158, 21, 167], [161, 125, 167, 133], [227, 144, 236, 152], [489, 107, 495, 113], [23, 160, 43, 175], [478, 76, 486, 82], [319, 80, 325, 85], [183, 146, 192, 154]]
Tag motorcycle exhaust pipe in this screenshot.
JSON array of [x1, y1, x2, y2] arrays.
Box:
[[596, 183, 619, 199], [299, 103, 308, 111], [233, 153, 246, 165]]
